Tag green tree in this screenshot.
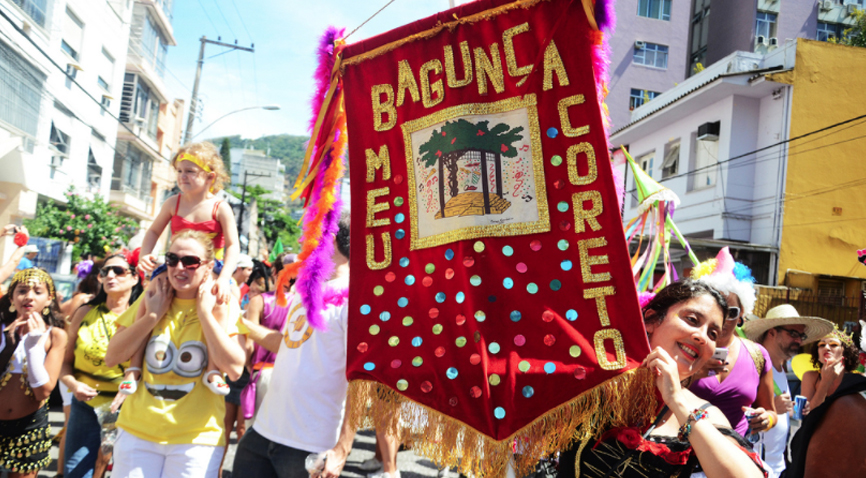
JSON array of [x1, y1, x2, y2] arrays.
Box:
[[220, 137, 232, 177], [838, 9, 866, 47], [226, 185, 302, 251], [23, 187, 139, 260]]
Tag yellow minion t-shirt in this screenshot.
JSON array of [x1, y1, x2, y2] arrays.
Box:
[[116, 296, 240, 446]]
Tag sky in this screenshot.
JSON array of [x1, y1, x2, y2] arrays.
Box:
[[164, 0, 473, 141]]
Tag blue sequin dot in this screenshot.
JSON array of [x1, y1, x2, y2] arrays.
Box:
[[445, 249, 455, 260], [566, 309, 578, 321], [510, 310, 522, 322], [435, 292, 446, 303], [360, 304, 371, 315], [364, 362, 375, 371], [546, 127, 558, 139], [380, 311, 391, 322], [494, 407, 506, 419], [488, 295, 497, 302], [395, 213, 405, 223], [503, 278, 514, 289], [399, 257, 410, 267], [456, 292, 465, 304], [412, 337, 423, 347], [446, 367, 459, 379], [561, 260, 573, 271], [522, 386, 535, 398], [395, 229, 405, 240], [398, 297, 409, 307], [544, 362, 556, 374], [405, 275, 415, 286], [488, 342, 501, 354]]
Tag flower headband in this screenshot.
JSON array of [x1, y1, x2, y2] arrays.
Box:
[[11, 268, 55, 300], [176, 152, 215, 192]]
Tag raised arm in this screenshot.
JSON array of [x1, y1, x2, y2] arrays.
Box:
[[213, 201, 240, 304], [0, 225, 27, 283], [106, 278, 172, 366], [138, 197, 176, 273]]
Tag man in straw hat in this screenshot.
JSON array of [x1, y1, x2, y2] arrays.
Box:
[[742, 304, 834, 478]]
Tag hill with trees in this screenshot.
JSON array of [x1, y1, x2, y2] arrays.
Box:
[[207, 134, 309, 179]]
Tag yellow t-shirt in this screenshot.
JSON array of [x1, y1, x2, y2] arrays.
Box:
[[73, 306, 130, 408], [115, 296, 240, 446]]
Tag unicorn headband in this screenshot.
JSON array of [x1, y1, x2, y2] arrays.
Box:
[[176, 152, 216, 192], [690, 247, 757, 315]]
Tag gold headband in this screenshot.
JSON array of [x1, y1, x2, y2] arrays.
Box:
[[11, 268, 55, 299], [824, 326, 854, 348]]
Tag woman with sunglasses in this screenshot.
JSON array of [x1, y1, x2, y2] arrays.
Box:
[[800, 327, 861, 410], [59, 253, 143, 478], [105, 230, 245, 477], [688, 248, 777, 438]]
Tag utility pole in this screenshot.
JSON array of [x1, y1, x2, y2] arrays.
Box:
[[237, 170, 271, 253], [184, 36, 255, 144]]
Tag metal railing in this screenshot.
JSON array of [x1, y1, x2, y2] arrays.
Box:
[[754, 286, 863, 326], [11, 0, 46, 27]]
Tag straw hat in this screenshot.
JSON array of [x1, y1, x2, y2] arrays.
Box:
[[741, 304, 835, 344]]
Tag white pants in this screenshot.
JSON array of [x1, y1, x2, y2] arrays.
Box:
[[112, 430, 224, 478]]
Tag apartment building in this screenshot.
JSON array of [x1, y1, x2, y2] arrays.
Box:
[[229, 147, 286, 203]]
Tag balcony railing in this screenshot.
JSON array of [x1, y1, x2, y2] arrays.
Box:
[[11, 0, 47, 27]]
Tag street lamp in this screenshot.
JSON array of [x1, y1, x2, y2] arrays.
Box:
[[191, 104, 281, 141]]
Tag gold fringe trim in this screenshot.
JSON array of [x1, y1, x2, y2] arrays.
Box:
[[341, 0, 553, 68], [347, 368, 657, 478]]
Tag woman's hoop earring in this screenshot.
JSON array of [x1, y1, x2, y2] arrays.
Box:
[[42, 307, 50, 316], [8, 304, 15, 313]]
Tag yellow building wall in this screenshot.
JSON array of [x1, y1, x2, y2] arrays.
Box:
[[777, 40, 866, 286]]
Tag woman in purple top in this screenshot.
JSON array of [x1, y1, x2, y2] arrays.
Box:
[[689, 248, 777, 436]]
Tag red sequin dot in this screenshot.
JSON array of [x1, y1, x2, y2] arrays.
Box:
[[429, 308, 440, 319], [544, 334, 556, 346], [463, 257, 475, 267], [394, 175, 403, 185], [445, 268, 455, 279], [456, 314, 466, 325], [470, 386, 482, 398], [391, 359, 402, 369], [421, 381, 433, 393], [422, 276, 433, 287], [434, 347, 446, 357], [542, 310, 555, 322], [554, 179, 565, 189], [516, 263, 528, 273], [530, 240, 542, 251], [385, 272, 396, 282], [514, 335, 526, 346], [469, 354, 481, 365], [559, 221, 572, 232], [574, 366, 587, 380], [357, 342, 368, 353], [449, 397, 459, 407]]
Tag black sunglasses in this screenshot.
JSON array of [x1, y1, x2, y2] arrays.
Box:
[[165, 252, 203, 270], [100, 265, 131, 277], [776, 327, 808, 341], [726, 306, 741, 321]]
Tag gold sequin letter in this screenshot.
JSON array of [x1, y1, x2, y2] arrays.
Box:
[[584, 286, 615, 327], [542, 40, 570, 91], [567, 142, 597, 186], [365, 146, 391, 183], [474, 43, 505, 95], [594, 328, 627, 370], [366, 187, 391, 228], [396, 60, 420, 107], [420, 59, 444, 108], [372, 84, 396, 132], [558, 95, 589, 137], [444, 42, 473, 88], [572, 190, 603, 233], [578, 237, 611, 283], [366, 233, 392, 270], [503, 23, 532, 78]]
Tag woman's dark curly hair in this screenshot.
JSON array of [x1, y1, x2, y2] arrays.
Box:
[[85, 253, 143, 312], [247, 259, 271, 292], [810, 335, 859, 371], [642, 279, 729, 326], [0, 268, 64, 328]]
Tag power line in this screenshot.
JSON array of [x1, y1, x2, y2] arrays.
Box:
[[211, 0, 237, 39], [195, 0, 221, 35], [229, 0, 253, 41]]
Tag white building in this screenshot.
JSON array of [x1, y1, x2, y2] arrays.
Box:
[[229, 147, 286, 203], [612, 46, 796, 285], [0, 0, 134, 262]]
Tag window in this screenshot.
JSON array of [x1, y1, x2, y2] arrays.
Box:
[[638, 0, 672, 20], [634, 43, 669, 69], [10, 0, 47, 27], [134, 80, 151, 120], [87, 148, 103, 191], [629, 89, 660, 110], [98, 49, 114, 91], [138, 13, 169, 77], [49, 122, 70, 155], [662, 140, 680, 178], [755, 12, 777, 39], [0, 41, 46, 136], [690, 135, 719, 190], [817, 22, 845, 42], [630, 151, 655, 208], [689, 0, 711, 76], [61, 8, 84, 61]]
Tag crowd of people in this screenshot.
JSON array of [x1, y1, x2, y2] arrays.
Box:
[[1, 142, 864, 478]]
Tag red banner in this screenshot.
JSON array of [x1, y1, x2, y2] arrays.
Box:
[[342, 0, 653, 474]]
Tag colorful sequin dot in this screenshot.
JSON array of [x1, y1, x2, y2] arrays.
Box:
[[542, 310, 555, 322], [391, 359, 402, 368], [388, 336, 400, 347], [396, 379, 408, 391], [369, 325, 380, 335], [546, 127, 558, 139], [456, 315, 466, 326], [412, 337, 423, 347], [522, 386, 535, 398], [530, 240, 542, 251], [395, 213, 405, 223], [435, 292, 446, 303], [550, 280, 562, 291], [503, 278, 514, 289], [514, 334, 526, 346], [455, 292, 465, 303], [569, 345, 582, 358], [488, 342, 500, 354], [470, 386, 482, 398], [510, 310, 522, 322], [516, 263, 528, 273], [398, 297, 409, 307], [550, 155, 563, 166], [544, 334, 556, 346], [357, 342, 368, 353], [489, 374, 501, 386], [445, 268, 455, 279], [527, 283, 539, 294], [463, 257, 475, 267], [399, 257, 409, 267], [502, 245, 514, 256], [469, 354, 481, 365], [394, 197, 404, 207], [422, 277, 433, 287], [557, 239, 570, 251], [446, 367, 459, 379], [429, 308, 439, 319], [494, 407, 506, 419], [421, 381, 433, 393], [360, 304, 371, 315], [474, 241, 485, 253], [385, 272, 396, 282], [380, 311, 391, 322], [574, 366, 587, 380], [425, 263, 436, 274], [432, 324, 443, 335], [544, 362, 557, 374], [455, 337, 467, 347], [566, 309, 579, 321], [364, 362, 375, 371], [561, 260, 573, 271], [557, 201, 569, 212], [518, 360, 531, 372], [474, 311, 486, 322], [402, 316, 414, 326], [434, 346, 446, 357], [373, 286, 384, 296], [395, 229, 405, 240], [405, 275, 415, 286], [412, 357, 423, 367], [470, 275, 482, 286], [445, 249, 455, 260]]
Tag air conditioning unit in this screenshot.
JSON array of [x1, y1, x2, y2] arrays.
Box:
[[756, 35, 767, 45], [101, 95, 112, 108], [66, 63, 79, 79], [697, 121, 721, 141], [820, 0, 834, 11], [634, 40, 646, 49], [50, 156, 64, 168], [848, 3, 859, 14], [769, 37, 779, 46]]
